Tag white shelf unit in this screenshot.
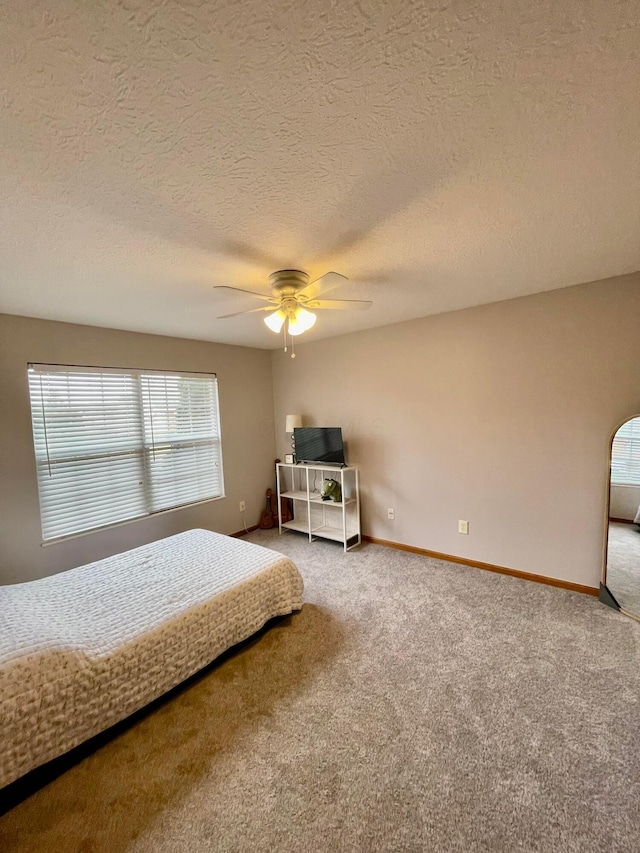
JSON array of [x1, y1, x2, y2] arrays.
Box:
[[276, 463, 361, 552]]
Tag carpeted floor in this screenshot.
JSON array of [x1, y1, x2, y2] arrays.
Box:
[[607, 521, 640, 617], [1, 530, 640, 852]]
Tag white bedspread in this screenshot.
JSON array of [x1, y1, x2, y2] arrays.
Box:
[[0, 529, 303, 789]]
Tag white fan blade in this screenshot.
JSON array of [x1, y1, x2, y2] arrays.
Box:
[[218, 306, 277, 319], [307, 299, 373, 311], [214, 285, 276, 303], [298, 271, 348, 298]]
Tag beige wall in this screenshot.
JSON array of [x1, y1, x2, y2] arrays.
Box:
[[272, 274, 640, 589], [0, 314, 276, 584], [3, 274, 639, 589]]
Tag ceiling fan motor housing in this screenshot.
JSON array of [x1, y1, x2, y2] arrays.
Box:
[[269, 269, 309, 298]]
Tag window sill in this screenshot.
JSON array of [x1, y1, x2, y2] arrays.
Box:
[[41, 494, 227, 547]]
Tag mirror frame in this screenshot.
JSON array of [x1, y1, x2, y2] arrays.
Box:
[[601, 414, 640, 618]]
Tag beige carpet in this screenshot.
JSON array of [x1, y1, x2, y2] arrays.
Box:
[[1, 530, 640, 852], [607, 521, 640, 617]]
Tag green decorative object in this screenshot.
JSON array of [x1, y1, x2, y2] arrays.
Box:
[[321, 479, 342, 502]]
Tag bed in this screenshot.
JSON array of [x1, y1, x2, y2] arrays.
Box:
[[0, 529, 303, 789]]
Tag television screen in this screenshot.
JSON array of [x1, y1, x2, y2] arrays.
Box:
[[294, 427, 345, 465]]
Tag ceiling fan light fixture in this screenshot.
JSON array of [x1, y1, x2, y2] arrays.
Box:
[[264, 309, 286, 333], [288, 307, 316, 336], [218, 271, 369, 353]]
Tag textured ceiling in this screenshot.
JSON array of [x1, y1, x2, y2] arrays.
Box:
[[1, 0, 639, 348]]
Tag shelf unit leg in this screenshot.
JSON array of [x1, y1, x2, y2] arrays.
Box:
[[276, 464, 282, 533], [306, 466, 312, 542], [341, 468, 347, 552]]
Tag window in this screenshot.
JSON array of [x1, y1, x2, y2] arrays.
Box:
[[611, 417, 640, 487], [28, 364, 224, 541]]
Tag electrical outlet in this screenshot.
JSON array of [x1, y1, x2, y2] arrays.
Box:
[[458, 520, 469, 535], [387, 508, 395, 520], [239, 500, 246, 512]]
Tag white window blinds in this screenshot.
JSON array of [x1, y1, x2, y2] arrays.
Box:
[[28, 364, 224, 541], [611, 417, 640, 487]]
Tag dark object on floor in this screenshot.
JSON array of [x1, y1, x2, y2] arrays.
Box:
[[259, 489, 274, 528]]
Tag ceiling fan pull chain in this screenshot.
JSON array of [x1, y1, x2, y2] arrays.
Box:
[[291, 336, 296, 359], [283, 324, 287, 353]]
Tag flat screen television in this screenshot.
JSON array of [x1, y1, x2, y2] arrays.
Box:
[[294, 427, 345, 465]]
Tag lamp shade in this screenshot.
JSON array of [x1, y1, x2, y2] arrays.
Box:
[[264, 309, 286, 333], [285, 414, 302, 433]]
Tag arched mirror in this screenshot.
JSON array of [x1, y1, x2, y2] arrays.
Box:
[[604, 416, 640, 620]]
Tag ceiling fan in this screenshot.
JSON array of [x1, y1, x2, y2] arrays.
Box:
[[215, 270, 372, 357]]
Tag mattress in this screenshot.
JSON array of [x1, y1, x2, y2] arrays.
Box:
[[0, 529, 303, 789]]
